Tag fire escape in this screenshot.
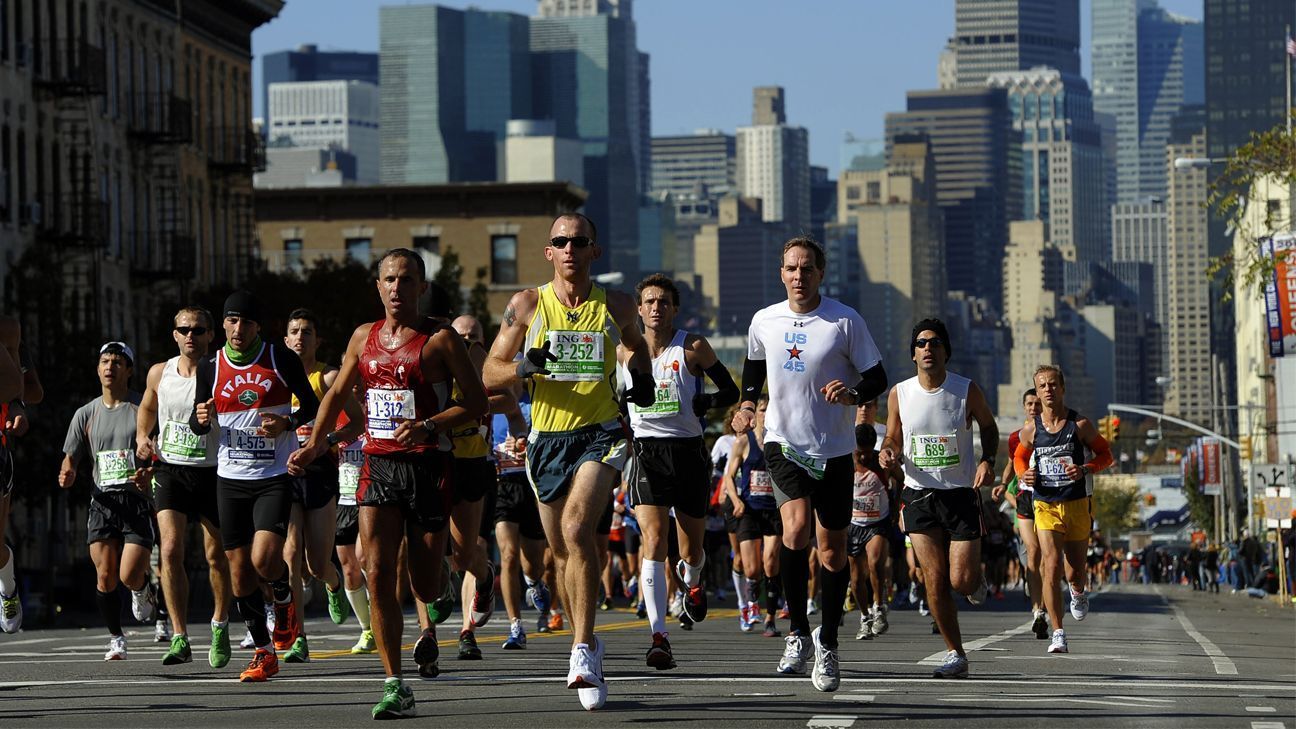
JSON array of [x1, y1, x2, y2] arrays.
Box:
[[128, 92, 194, 293], [207, 125, 265, 285]]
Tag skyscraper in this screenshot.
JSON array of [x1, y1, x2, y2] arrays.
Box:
[[736, 87, 811, 235], [951, 0, 1081, 87], [1164, 111, 1213, 424], [1205, 0, 1296, 166], [650, 131, 736, 200], [266, 80, 380, 183], [261, 45, 379, 134], [1112, 201, 1169, 337]]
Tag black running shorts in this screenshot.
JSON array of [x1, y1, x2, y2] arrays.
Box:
[[736, 506, 782, 542], [151, 462, 219, 527], [217, 475, 294, 549], [1015, 488, 1035, 521], [358, 450, 452, 534], [452, 456, 496, 505], [334, 504, 359, 546], [86, 490, 156, 547], [628, 436, 711, 520], [763, 442, 853, 532], [846, 522, 889, 557], [293, 460, 339, 511], [900, 486, 984, 542], [493, 473, 545, 541]]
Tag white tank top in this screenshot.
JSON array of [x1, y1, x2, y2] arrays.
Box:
[[156, 356, 219, 467], [897, 372, 975, 491], [625, 329, 703, 439]]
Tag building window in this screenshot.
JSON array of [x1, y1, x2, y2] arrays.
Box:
[[412, 235, 439, 253], [491, 235, 518, 284], [345, 237, 371, 266], [283, 238, 303, 273], [866, 181, 881, 202]]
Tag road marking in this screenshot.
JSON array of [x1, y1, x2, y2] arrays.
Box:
[[919, 619, 1033, 665], [1250, 722, 1286, 729], [1154, 587, 1238, 675], [1247, 707, 1278, 713], [806, 715, 856, 728], [938, 696, 1166, 709], [831, 694, 874, 703]]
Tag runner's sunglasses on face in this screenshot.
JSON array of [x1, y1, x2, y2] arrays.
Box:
[[550, 236, 593, 249]]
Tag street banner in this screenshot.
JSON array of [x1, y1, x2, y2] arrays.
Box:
[[1200, 438, 1222, 496], [1263, 233, 1296, 357]]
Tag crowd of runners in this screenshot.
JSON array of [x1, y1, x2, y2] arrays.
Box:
[[0, 213, 1120, 718]]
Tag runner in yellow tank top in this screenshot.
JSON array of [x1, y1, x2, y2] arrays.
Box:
[[484, 213, 657, 711]]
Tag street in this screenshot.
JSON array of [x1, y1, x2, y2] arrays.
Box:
[[0, 583, 1292, 728]]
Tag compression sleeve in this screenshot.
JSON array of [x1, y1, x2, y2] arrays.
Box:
[[1013, 439, 1033, 477], [1085, 434, 1114, 474], [705, 361, 740, 409], [740, 358, 766, 404], [189, 356, 216, 434], [274, 343, 319, 427], [854, 362, 888, 403]]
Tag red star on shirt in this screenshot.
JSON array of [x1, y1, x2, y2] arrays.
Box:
[[786, 345, 803, 360]]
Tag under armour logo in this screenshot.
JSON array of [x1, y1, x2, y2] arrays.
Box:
[[565, 310, 580, 324], [793, 321, 806, 327]]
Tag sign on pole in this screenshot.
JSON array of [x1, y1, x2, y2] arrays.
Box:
[[1253, 463, 1293, 528], [1200, 438, 1223, 496], [1262, 233, 1296, 358]]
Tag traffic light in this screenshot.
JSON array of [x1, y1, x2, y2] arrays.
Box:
[[1239, 435, 1252, 460], [1110, 416, 1121, 441]]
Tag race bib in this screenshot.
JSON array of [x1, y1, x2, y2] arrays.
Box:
[[852, 472, 884, 521], [545, 330, 604, 382], [96, 449, 135, 487], [749, 469, 774, 497], [366, 388, 416, 439], [633, 377, 681, 417], [337, 444, 363, 504], [295, 421, 314, 446], [495, 444, 526, 474], [780, 443, 825, 480], [910, 434, 960, 471], [1038, 455, 1074, 479], [228, 428, 274, 464], [160, 420, 206, 460]]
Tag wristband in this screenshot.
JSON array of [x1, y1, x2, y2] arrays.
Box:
[[325, 430, 343, 447], [422, 418, 438, 435]]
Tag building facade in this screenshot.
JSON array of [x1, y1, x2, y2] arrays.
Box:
[[951, 0, 1081, 87], [266, 80, 378, 183], [736, 87, 810, 236], [1163, 121, 1214, 424], [692, 197, 789, 334], [1112, 200, 1170, 342], [650, 131, 735, 201], [260, 44, 378, 133]]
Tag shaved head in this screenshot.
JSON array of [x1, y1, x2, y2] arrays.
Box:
[[452, 315, 483, 345]]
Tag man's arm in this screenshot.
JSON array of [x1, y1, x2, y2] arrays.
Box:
[[687, 335, 739, 415], [135, 362, 166, 461], [298, 325, 367, 456], [272, 342, 319, 436], [723, 435, 748, 515], [1075, 418, 1114, 476], [429, 328, 490, 432], [59, 406, 89, 488], [878, 386, 904, 475], [189, 357, 216, 434], [1013, 420, 1036, 482], [483, 289, 539, 391], [965, 382, 998, 489], [608, 290, 654, 407]]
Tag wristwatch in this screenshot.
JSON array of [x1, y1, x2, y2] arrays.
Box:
[[979, 454, 996, 469], [325, 430, 343, 447], [422, 417, 438, 436]]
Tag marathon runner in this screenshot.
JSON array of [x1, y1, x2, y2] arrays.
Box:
[[992, 388, 1048, 639], [135, 307, 233, 667], [290, 249, 488, 718], [848, 423, 895, 640], [483, 213, 656, 711], [59, 342, 152, 660], [0, 315, 40, 634], [723, 396, 784, 638], [621, 273, 739, 669], [879, 319, 997, 678], [736, 236, 887, 692], [333, 384, 373, 654], [190, 291, 321, 682], [1013, 364, 1113, 654]]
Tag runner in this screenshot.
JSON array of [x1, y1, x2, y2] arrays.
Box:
[[722, 396, 784, 638], [135, 307, 233, 667], [482, 213, 656, 710], [848, 423, 895, 641], [190, 291, 321, 683], [710, 408, 750, 625], [333, 384, 373, 654], [991, 388, 1048, 639], [1013, 364, 1114, 654], [290, 249, 488, 718], [0, 315, 40, 634], [879, 318, 997, 679], [621, 273, 739, 669], [735, 236, 887, 692], [59, 342, 152, 660], [492, 391, 550, 649]]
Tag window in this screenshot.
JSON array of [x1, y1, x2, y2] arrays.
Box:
[[866, 181, 881, 202], [283, 238, 303, 273], [412, 235, 439, 253], [846, 185, 860, 201], [491, 235, 518, 284], [345, 237, 371, 266]]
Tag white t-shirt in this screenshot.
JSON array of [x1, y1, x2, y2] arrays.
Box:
[[747, 296, 882, 460]]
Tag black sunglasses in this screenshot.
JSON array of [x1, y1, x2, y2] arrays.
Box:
[[914, 336, 944, 349], [550, 236, 593, 249], [175, 326, 209, 336]]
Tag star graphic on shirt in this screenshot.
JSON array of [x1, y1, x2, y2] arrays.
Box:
[[786, 345, 803, 360]]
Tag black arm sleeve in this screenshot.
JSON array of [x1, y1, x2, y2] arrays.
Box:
[[274, 343, 319, 427], [704, 361, 740, 409], [740, 358, 766, 403], [189, 356, 216, 434], [854, 362, 888, 404]]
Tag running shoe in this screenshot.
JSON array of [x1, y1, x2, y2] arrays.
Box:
[[918, 599, 930, 617], [154, 618, 170, 643], [1031, 610, 1049, 640], [210, 622, 231, 668], [746, 607, 763, 630], [855, 613, 872, 640], [635, 603, 647, 619], [931, 620, 941, 635], [470, 563, 496, 628], [678, 612, 694, 631], [457, 630, 482, 660], [428, 562, 455, 625], [777, 606, 789, 620], [739, 605, 753, 632], [284, 635, 310, 663], [645, 631, 676, 670], [843, 588, 857, 614], [372, 678, 416, 720], [104, 634, 127, 661], [503, 620, 527, 650], [537, 610, 552, 633], [625, 576, 638, 602], [932, 650, 968, 678], [239, 648, 279, 682], [264, 603, 275, 634], [762, 618, 781, 638], [676, 560, 708, 623], [1047, 629, 1068, 654], [776, 633, 810, 675], [669, 593, 684, 618], [908, 585, 920, 605], [326, 584, 349, 625], [131, 583, 157, 623], [568, 637, 607, 711], [871, 604, 889, 636], [351, 629, 377, 654], [272, 601, 298, 651], [806, 598, 818, 616], [548, 611, 564, 631], [967, 577, 989, 606], [526, 580, 551, 615], [599, 596, 613, 611], [810, 626, 840, 692], [1070, 589, 1089, 621], [1, 589, 22, 633], [240, 629, 256, 649], [414, 627, 439, 678], [162, 633, 192, 665]]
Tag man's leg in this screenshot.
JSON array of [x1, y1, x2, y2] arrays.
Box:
[[120, 542, 153, 593], [157, 510, 190, 636], [200, 518, 232, 624], [948, 537, 983, 598], [778, 498, 813, 637], [304, 500, 342, 592], [1019, 517, 1043, 612], [90, 540, 124, 637], [1036, 527, 1067, 632], [537, 462, 616, 647], [634, 504, 672, 638], [761, 534, 783, 619], [360, 505, 409, 679], [813, 519, 850, 650], [675, 512, 707, 595], [283, 503, 307, 640], [497, 522, 525, 623], [909, 531, 963, 655], [738, 536, 765, 607], [865, 536, 889, 610], [1063, 539, 1089, 595]]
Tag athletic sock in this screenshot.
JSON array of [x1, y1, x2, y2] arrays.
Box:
[[270, 579, 292, 605], [745, 577, 761, 607], [732, 569, 746, 608], [781, 546, 810, 636], [765, 575, 782, 616], [96, 589, 122, 636], [345, 582, 372, 631], [0, 545, 15, 595], [641, 559, 668, 635], [235, 593, 272, 647], [818, 563, 850, 650]]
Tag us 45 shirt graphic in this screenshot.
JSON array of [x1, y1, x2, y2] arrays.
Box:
[[783, 332, 807, 372]]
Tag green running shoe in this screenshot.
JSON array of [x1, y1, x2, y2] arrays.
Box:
[[284, 635, 310, 663], [327, 584, 349, 625], [372, 679, 416, 720], [209, 622, 232, 668], [351, 629, 377, 654], [162, 633, 192, 665]]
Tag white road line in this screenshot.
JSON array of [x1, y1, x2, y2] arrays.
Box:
[[1250, 722, 1286, 729], [918, 619, 1033, 665], [831, 695, 874, 703], [1247, 707, 1278, 713], [1154, 586, 1238, 675], [806, 715, 856, 728]]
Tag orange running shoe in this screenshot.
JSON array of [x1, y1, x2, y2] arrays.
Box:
[[272, 602, 298, 651], [239, 648, 279, 682], [548, 611, 564, 631]]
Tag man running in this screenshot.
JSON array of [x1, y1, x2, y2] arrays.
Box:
[[621, 273, 738, 669], [0, 315, 40, 633], [59, 342, 152, 660], [735, 236, 887, 692], [1013, 365, 1113, 655], [190, 291, 320, 683], [723, 397, 784, 638], [135, 307, 233, 667], [848, 423, 895, 641], [991, 388, 1049, 639], [483, 213, 656, 711], [879, 319, 997, 679], [333, 388, 373, 654], [290, 249, 487, 719]]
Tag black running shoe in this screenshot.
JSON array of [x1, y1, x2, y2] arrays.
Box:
[[645, 632, 676, 670], [457, 630, 482, 660], [414, 627, 439, 677], [676, 561, 708, 623], [1031, 611, 1049, 640]]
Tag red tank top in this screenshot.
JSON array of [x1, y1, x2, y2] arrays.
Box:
[[359, 317, 450, 456]]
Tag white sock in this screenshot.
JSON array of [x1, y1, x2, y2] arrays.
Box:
[[731, 569, 746, 608], [642, 559, 668, 636], [682, 554, 705, 588], [345, 583, 372, 631], [0, 545, 15, 596], [523, 575, 537, 588]]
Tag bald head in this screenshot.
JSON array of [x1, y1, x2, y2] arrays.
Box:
[[452, 315, 483, 346]]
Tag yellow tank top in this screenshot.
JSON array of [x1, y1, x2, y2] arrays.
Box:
[[525, 283, 621, 433], [450, 343, 490, 459], [292, 362, 329, 445]]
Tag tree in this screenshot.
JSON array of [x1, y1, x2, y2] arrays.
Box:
[[433, 247, 466, 316], [1181, 462, 1217, 534], [1091, 479, 1142, 536], [467, 266, 496, 340]]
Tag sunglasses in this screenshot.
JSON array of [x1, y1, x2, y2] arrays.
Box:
[[550, 236, 593, 249], [914, 336, 944, 349], [175, 326, 209, 336]]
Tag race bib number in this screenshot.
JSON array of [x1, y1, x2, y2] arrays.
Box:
[[228, 428, 274, 464], [1038, 455, 1074, 479], [338, 445, 363, 503], [366, 389, 416, 439], [910, 434, 959, 471], [495, 444, 526, 474], [780, 443, 825, 480], [160, 420, 206, 460], [545, 331, 604, 382], [96, 449, 135, 487], [749, 469, 774, 497], [852, 472, 884, 521], [633, 377, 681, 417]]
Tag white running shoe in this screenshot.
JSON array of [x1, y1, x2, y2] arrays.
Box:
[[154, 619, 170, 643], [855, 613, 871, 640], [130, 584, 156, 623], [810, 626, 840, 692], [0, 589, 22, 634], [1070, 590, 1089, 621], [776, 633, 811, 675], [567, 637, 607, 710], [264, 603, 276, 633], [871, 604, 889, 635], [104, 635, 127, 661], [966, 577, 989, 606], [806, 598, 819, 616], [240, 629, 256, 649], [918, 599, 930, 617], [1047, 629, 1068, 654], [932, 650, 968, 678]]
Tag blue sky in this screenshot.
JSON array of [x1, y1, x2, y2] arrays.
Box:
[[252, 0, 1203, 175]]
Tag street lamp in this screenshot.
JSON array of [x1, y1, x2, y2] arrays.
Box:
[[1173, 157, 1228, 170]]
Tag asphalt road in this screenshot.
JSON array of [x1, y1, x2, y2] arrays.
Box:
[[1, 583, 1293, 727]]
